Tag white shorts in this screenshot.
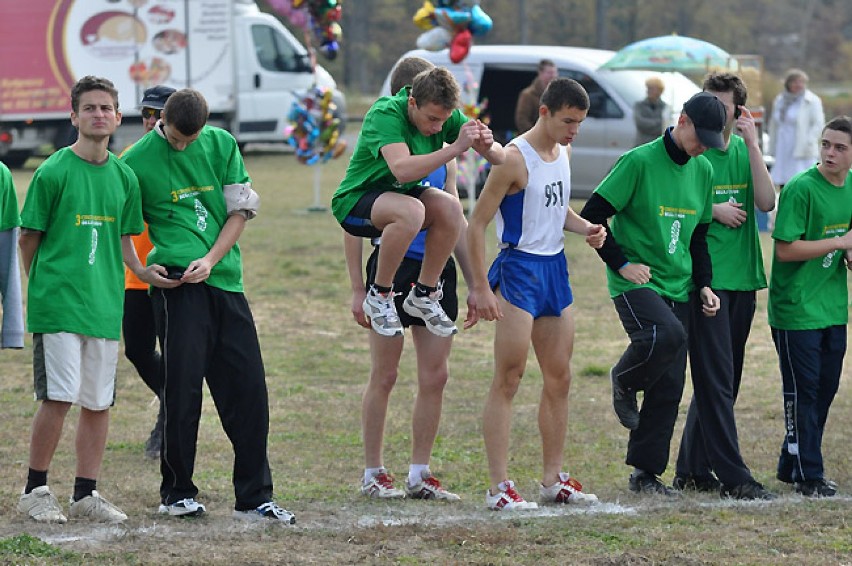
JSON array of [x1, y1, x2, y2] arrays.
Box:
[[33, 333, 119, 410]]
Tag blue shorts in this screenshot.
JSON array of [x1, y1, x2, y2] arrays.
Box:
[[487, 248, 573, 318]]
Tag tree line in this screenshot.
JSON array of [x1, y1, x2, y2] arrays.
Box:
[[259, 0, 852, 97]]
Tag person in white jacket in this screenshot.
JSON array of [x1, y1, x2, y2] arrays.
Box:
[[768, 69, 825, 189]]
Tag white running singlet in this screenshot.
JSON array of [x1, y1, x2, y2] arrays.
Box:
[[494, 138, 572, 255]]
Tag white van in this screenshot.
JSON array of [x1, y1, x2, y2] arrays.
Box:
[[382, 45, 700, 198]]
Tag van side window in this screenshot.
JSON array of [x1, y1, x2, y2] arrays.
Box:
[[251, 25, 305, 73], [562, 71, 624, 119]]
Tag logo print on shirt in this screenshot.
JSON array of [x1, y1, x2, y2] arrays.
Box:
[[89, 228, 98, 265], [195, 198, 208, 231], [668, 220, 681, 255], [822, 250, 836, 268]]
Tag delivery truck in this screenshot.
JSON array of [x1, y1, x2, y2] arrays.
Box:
[[0, 0, 346, 167]]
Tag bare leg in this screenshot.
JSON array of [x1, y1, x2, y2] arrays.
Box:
[[531, 307, 575, 487], [76, 408, 110, 479], [410, 327, 453, 464], [362, 332, 404, 469], [370, 193, 425, 288], [482, 293, 534, 493], [419, 189, 464, 287], [28, 400, 72, 471]]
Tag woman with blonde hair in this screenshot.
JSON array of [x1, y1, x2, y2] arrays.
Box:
[[768, 69, 824, 190], [633, 76, 667, 146]]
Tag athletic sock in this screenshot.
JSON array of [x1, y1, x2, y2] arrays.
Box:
[[25, 469, 48, 494], [73, 477, 97, 502], [414, 282, 436, 297], [408, 464, 430, 487], [372, 284, 392, 295], [364, 467, 384, 485]]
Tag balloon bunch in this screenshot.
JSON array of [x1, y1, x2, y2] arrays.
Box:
[[413, 1, 492, 64], [284, 87, 347, 165], [267, 0, 343, 60]]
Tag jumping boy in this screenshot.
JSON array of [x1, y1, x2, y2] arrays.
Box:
[[333, 66, 504, 338]]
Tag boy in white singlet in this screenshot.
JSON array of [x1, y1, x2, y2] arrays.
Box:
[[467, 78, 606, 510]]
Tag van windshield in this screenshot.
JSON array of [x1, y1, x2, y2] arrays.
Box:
[[597, 69, 700, 115]]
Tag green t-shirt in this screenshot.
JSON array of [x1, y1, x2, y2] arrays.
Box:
[[122, 125, 249, 292], [768, 166, 852, 330], [0, 162, 21, 230], [703, 135, 767, 291], [331, 86, 466, 223], [595, 137, 714, 302], [21, 147, 143, 340]]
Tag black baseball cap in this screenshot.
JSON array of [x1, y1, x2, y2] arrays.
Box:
[[138, 85, 176, 110], [683, 92, 727, 149]]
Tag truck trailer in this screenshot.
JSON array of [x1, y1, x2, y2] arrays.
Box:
[[0, 0, 345, 166]]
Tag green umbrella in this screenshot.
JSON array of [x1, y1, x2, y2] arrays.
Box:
[[601, 34, 732, 73]]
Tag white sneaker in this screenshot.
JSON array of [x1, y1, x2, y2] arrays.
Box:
[[406, 473, 461, 501], [233, 501, 296, 524], [363, 286, 403, 337], [402, 284, 457, 337], [69, 491, 127, 523], [540, 472, 598, 505], [158, 498, 206, 517], [486, 480, 538, 511], [17, 486, 67, 523], [361, 468, 405, 499]]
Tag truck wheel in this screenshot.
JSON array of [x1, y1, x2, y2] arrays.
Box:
[[0, 150, 32, 168]]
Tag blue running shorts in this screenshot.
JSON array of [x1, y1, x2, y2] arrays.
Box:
[[487, 248, 573, 318]]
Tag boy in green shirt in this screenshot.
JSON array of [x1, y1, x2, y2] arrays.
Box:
[[768, 115, 852, 498], [17, 76, 143, 524], [122, 88, 295, 523], [674, 73, 777, 500], [333, 66, 504, 338], [580, 92, 725, 495]]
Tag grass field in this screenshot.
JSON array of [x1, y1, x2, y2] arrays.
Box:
[[0, 144, 850, 565]]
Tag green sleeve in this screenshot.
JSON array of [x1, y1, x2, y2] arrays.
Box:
[[772, 182, 808, 243], [20, 167, 56, 232], [0, 164, 20, 230]]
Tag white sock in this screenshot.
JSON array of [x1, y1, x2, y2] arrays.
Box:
[[408, 464, 430, 487], [364, 467, 384, 485]]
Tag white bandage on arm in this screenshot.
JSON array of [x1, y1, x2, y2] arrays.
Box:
[[223, 182, 260, 219]]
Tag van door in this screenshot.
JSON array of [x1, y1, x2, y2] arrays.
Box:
[[233, 13, 314, 143]]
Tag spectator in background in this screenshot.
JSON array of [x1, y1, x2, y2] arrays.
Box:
[[514, 59, 558, 134], [120, 85, 175, 461], [633, 76, 668, 146], [768, 69, 824, 191]]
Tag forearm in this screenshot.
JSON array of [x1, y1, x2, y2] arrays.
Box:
[[452, 218, 476, 288], [480, 141, 505, 165], [18, 230, 42, 276], [121, 236, 145, 277], [343, 232, 366, 291], [388, 146, 464, 185], [775, 237, 850, 262], [465, 221, 491, 292], [689, 223, 712, 288], [203, 214, 246, 266], [580, 194, 628, 270], [563, 207, 594, 235], [747, 142, 776, 212]]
